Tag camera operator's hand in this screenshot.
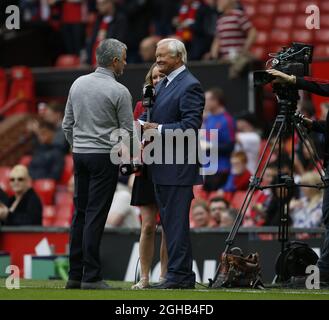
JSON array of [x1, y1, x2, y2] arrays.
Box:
[[294, 112, 313, 130], [267, 69, 296, 84]]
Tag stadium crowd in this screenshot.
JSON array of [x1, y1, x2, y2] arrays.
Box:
[[15, 0, 256, 66], [0, 89, 328, 231], [0, 0, 328, 233]]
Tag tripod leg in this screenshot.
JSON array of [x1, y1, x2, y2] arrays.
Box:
[[294, 119, 327, 183], [223, 115, 287, 251], [210, 117, 288, 287]]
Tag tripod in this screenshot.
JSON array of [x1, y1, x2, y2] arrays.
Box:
[[210, 86, 329, 286]]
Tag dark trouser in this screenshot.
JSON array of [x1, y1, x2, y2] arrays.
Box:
[[69, 153, 119, 283], [317, 173, 329, 274], [154, 184, 195, 284]]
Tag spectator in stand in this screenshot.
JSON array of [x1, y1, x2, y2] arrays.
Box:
[[86, 0, 128, 65], [201, 87, 235, 192], [209, 197, 230, 226], [243, 163, 276, 227], [291, 171, 323, 228], [189, 0, 218, 61], [219, 208, 237, 227], [173, 0, 202, 51], [151, 0, 179, 37], [221, 151, 251, 193], [235, 113, 261, 174], [0, 165, 42, 226], [28, 120, 65, 181], [48, 0, 85, 56], [209, 0, 257, 60], [190, 200, 216, 228], [139, 36, 160, 63], [118, 0, 152, 63], [106, 183, 141, 228], [43, 102, 70, 153]]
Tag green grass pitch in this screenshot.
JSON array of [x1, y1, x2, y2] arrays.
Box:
[[1, 279, 329, 300]]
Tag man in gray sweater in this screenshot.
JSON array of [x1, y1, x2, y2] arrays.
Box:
[[62, 38, 139, 290]]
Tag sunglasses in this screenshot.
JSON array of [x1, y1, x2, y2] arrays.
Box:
[[9, 177, 26, 182]]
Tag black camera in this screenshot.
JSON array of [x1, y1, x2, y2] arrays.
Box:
[[119, 161, 143, 176], [254, 42, 314, 86]]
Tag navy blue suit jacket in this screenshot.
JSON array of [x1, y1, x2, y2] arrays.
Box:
[[140, 68, 205, 186]]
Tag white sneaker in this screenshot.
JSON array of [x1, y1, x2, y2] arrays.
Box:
[[131, 278, 150, 289]]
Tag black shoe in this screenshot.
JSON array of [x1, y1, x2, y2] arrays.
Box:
[[81, 280, 114, 290], [152, 281, 195, 289], [65, 280, 81, 289]]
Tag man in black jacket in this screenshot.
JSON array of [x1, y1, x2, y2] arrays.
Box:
[[268, 69, 329, 284], [86, 0, 128, 65]]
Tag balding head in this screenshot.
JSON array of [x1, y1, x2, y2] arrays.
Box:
[[139, 36, 159, 63]]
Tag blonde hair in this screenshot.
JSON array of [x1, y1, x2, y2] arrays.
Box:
[[144, 63, 158, 86]]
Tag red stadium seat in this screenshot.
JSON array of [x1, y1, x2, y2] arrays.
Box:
[[255, 31, 268, 45], [274, 16, 294, 29], [251, 45, 268, 61], [292, 30, 314, 43], [313, 45, 329, 58], [315, 29, 329, 43], [55, 55, 80, 68], [299, 1, 319, 13], [257, 3, 276, 16], [42, 205, 56, 227], [5, 66, 36, 116], [55, 191, 73, 207], [277, 2, 298, 14], [252, 17, 273, 30], [320, 15, 329, 28], [53, 206, 72, 227], [0, 68, 8, 111], [59, 154, 73, 186], [19, 155, 32, 167], [0, 166, 11, 193], [295, 15, 308, 28], [269, 30, 291, 44], [33, 179, 56, 205], [321, 2, 329, 12]]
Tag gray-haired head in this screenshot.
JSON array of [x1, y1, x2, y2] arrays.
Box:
[[96, 38, 127, 68], [157, 38, 187, 64]]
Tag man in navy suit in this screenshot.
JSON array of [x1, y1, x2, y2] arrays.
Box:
[[141, 38, 205, 289]]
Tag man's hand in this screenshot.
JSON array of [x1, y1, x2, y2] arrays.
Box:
[[0, 203, 9, 221], [267, 69, 296, 84], [143, 122, 159, 131]]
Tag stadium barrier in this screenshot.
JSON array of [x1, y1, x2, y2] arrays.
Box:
[[0, 226, 324, 283]]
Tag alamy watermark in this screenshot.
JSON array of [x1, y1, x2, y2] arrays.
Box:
[[305, 5, 320, 30], [4, 5, 20, 30], [5, 265, 20, 290], [110, 124, 220, 175], [305, 265, 320, 290]]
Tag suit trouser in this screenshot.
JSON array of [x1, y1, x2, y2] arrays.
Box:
[[317, 168, 329, 274], [154, 184, 195, 284], [69, 153, 119, 282]]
